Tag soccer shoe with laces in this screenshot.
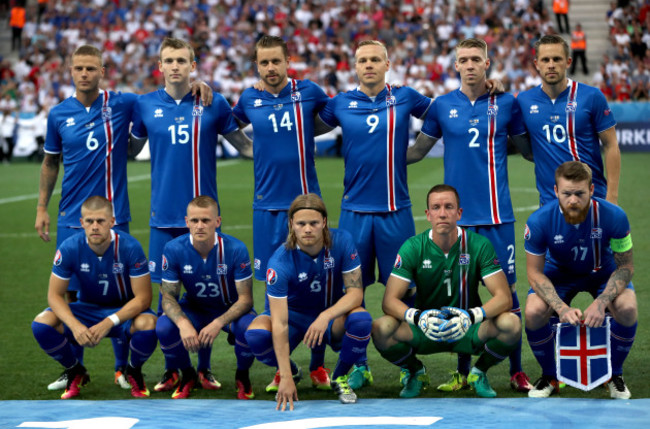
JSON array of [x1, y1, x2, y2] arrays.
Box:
[[266, 364, 302, 393], [126, 365, 150, 398], [467, 369, 497, 398], [198, 369, 222, 390], [510, 371, 533, 392], [310, 366, 332, 390], [436, 370, 469, 392], [154, 369, 180, 392], [236, 379, 255, 400], [399, 366, 429, 398], [528, 376, 560, 398], [60, 364, 90, 399], [607, 375, 631, 400], [48, 371, 69, 391], [172, 368, 197, 399], [331, 375, 357, 404], [347, 364, 373, 390], [114, 367, 131, 389]]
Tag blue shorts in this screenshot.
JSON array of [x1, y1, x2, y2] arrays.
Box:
[[148, 227, 189, 283], [261, 309, 341, 352], [253, 209, 289, 281], [464, 223, 516, 285], [177, 299, 257, 334], [527, 270, 634, 304], [47, 301, 155, 342], [59, 223, 129, 293], [339, 207, 415, 287]]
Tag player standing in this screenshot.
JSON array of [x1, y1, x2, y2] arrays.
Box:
[[516, 35, 621, 205], [372, 185, 521, 398], [156, 196, 256, 399], [317, 40, 433, 389], [35, 45, 138, 391], [232, 35, 332, 391], [407, 38, 533, 392], [31, 196, 157, 399], [245, 194, 372, 410], [131, 37, 252, 392], [524, 161, 636, 399]]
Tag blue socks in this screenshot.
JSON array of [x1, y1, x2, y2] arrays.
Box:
[[32, 321, 77, 368], [333, 312, 372, 380]]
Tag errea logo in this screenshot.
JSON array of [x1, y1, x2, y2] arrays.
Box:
[[298, 272, 308, 282], [254, 99, 262, 107], [154, 108, 163, 118], [80, 263, 90, 272], [449, 109, 458, 118], [422, 259, 432, 269], [530, 105, 539, 114], [348, 101, 358, 109], [66, 117, 76, 127], [183, 265, 193, 274], [554, 235, 564, 244]]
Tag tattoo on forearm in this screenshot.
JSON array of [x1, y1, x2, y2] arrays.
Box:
[[160, 281, 185, 323], [39, 155, 60, 206], [533, 278, 566, 313], [598, 249, 633, 306]]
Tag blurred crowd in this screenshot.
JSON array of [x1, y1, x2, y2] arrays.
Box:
[[0, 0, 648, 161]]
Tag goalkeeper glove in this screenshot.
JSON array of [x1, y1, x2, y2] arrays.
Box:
[[440, 306, 486, 342], [417, 309, 451, 342]]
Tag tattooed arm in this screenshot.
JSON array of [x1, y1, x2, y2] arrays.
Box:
[[197, 277, 254, 348], [526, 252, 582, 325], [161, 280, 200, 352], [303, 266, 364, 349], [583, 248, 634, 327], [35, 153, 61, 241]]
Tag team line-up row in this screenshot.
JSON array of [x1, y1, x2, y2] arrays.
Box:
[[31, 34, 633, 408]]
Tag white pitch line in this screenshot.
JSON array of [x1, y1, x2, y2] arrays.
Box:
[[0, 160, 241, 206]]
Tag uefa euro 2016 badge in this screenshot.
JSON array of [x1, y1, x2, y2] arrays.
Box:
[[192, 105, 204, 116], [101, 106, 112, 120], [487, 103, 498, 116], [291, 91, 301, 102], [565, 101, 577, 113], [459, 254, 470, 265], [386, 95, 396, 106]]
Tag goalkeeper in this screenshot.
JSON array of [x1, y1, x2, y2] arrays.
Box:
[[371, 184, 521, 398]]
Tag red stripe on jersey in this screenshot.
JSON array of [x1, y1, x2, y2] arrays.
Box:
[[192, 95, 201, 197], [113, 233, 128, 300], [102, 91, 115, 215], [487, 94, 501, 224], [292, 79, 308, 194], [591, 200, 602, 272], [567, 81, 580, 161], [386, 84, 397, 212], [217, 234, 230, 305]]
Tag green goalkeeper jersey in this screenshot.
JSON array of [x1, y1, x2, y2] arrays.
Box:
[[391, 227, 502, 310]]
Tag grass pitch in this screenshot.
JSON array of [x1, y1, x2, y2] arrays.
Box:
[[1, 153, 648, 400]]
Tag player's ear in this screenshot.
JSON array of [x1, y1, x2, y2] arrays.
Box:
[[485, 58, 490, 69], [554, 185, 559, 198], [457, 207, 463, 220], [185, 216, 190, 229], [589, 183, 595, 196], [215, 216, 222, 229], [110, 216, 116, 228]]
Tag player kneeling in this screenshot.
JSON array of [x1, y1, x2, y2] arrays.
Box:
[[245, 194, 372, 410], [32, 196, 157, 399], [372, 184, 521, 398]]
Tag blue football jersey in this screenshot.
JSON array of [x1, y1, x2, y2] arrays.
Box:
[[233, 79, 328, 210], [131, 90, 239, 227], [421, 91, 526, 225], [319, 85, 432, 212], [516, 80, 616, 205], [161, 232, 253, 312], [265, 229, 361, 317], [524, 198, 630, 276], [52, 230, 149, 306], [44, 90, 135, 226]]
